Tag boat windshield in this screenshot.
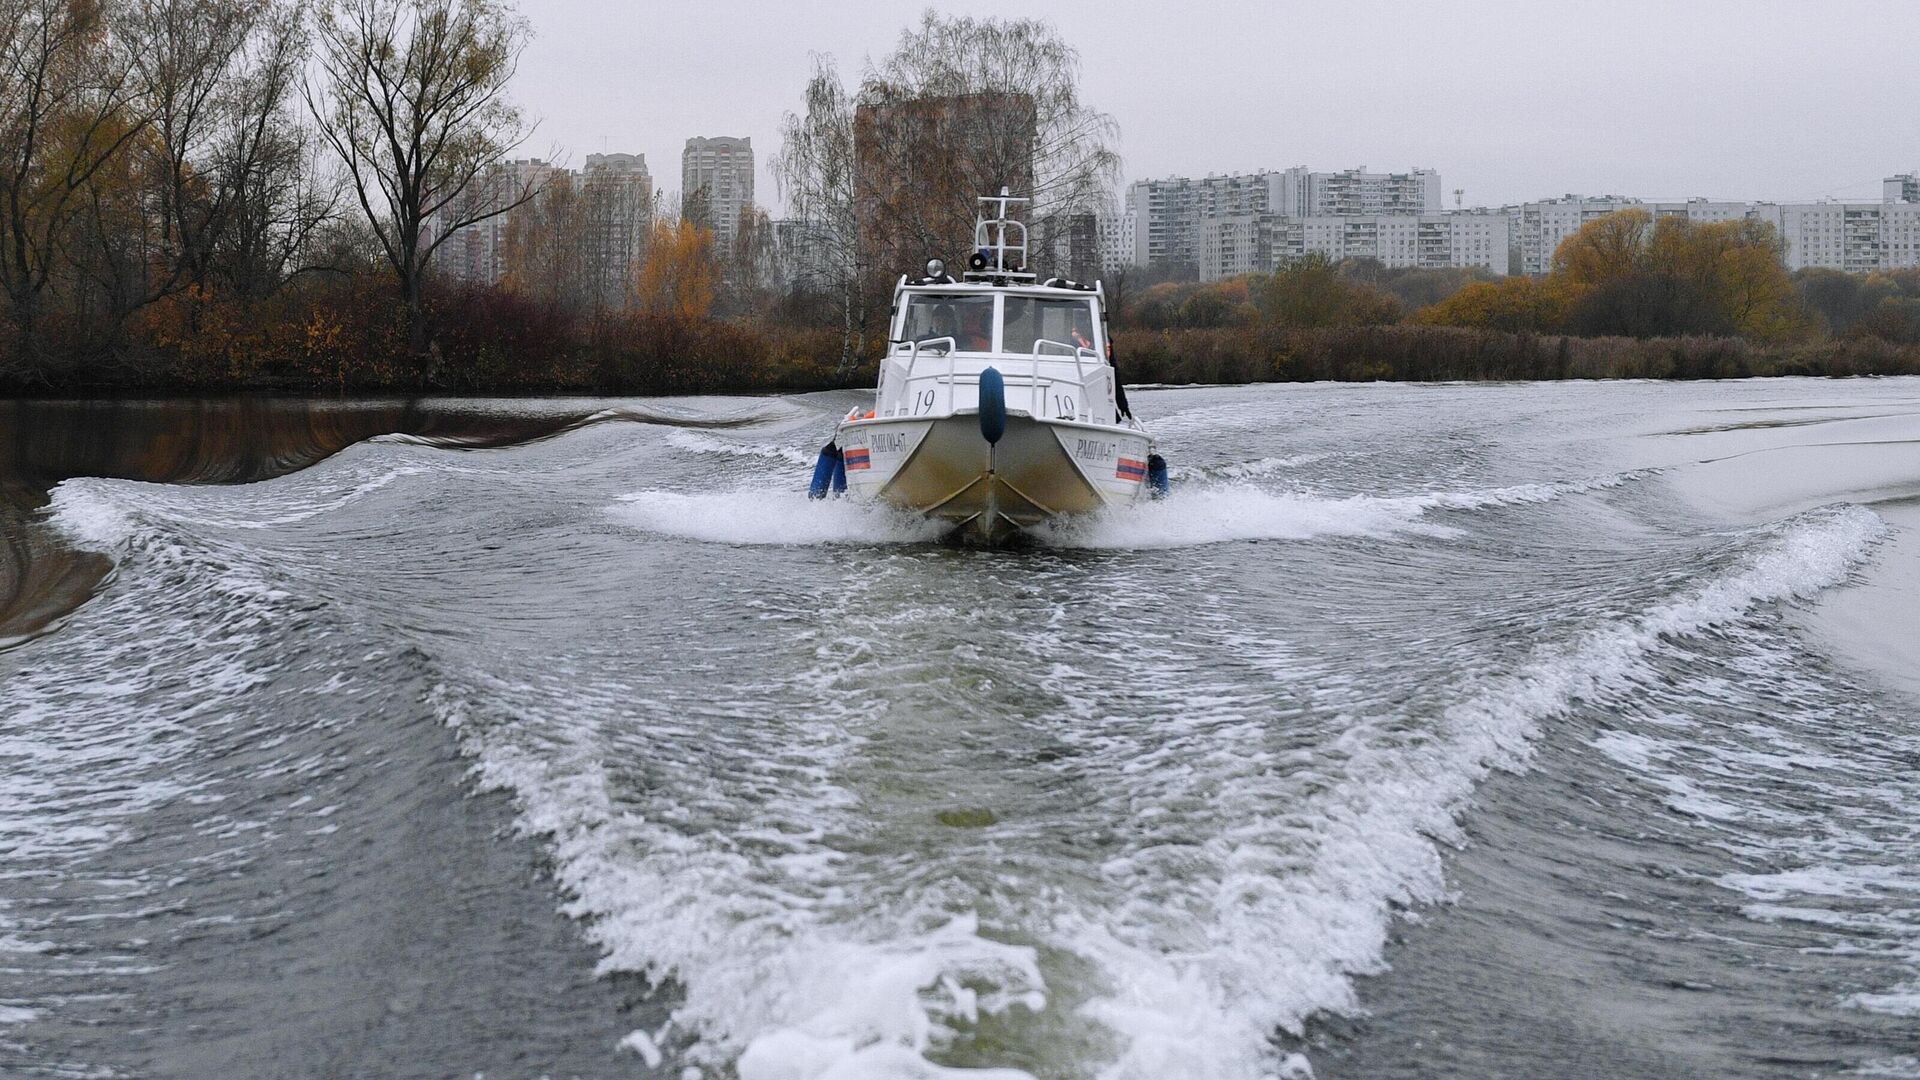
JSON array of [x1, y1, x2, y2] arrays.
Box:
[[901, 294, 995, 353], [1003, 297, 1098, 356]]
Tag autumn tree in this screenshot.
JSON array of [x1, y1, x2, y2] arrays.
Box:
[[1415, 277, 1568, 334], [0, 0, 151, 370], [773, 54, 862, 366], [635, 219, 717, 321], [1552, 209, 1803, 340], [858, 12, 1118, 270], [1260, 254, 1401, 328], [500, 170, 586, 312], [106, 0, 336, 320], [775, 14, 1118, 367], [305, 0, 535, 367]]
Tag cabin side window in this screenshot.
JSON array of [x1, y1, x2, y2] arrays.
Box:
[[1002, 298, 1098, 356], [900, 294, 996, 353]]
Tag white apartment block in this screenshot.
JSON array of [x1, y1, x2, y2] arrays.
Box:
[[1096, 209, 1136, 272], [1287, 214, 1508, 276], [1270, 166, 1442, 218], [1195, 214, 1266, 280], [1773, 201, 1920, 274], [1511, 177, 1920, 276], [1126, 172, 1274, 269], [1510, 196, 1638, 275], [1192, 211, 1508, 281], [1129, 166, 1443, 274], [682, 136, 754, 253]]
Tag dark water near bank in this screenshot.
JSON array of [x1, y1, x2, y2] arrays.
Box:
[[3, 383, 1919, 1079]]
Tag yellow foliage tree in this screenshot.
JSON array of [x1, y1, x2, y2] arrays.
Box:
[[1548, 209, 1805, 340], [1415, 277, 1568, 334], [635, 220, 719, 320]]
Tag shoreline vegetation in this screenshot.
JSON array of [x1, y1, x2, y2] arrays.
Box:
[[4, 3, 1919, 398], [6, 314, 1918, 398]]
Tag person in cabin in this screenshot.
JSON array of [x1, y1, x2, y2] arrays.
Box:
[[960, 304, 994, 351], [922, 304, 959, 347]]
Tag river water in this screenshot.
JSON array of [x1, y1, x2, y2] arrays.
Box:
[[3, 381, 1919, 1080]]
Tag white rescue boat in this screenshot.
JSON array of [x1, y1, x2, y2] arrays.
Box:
[[809, 191, 1166, 544]]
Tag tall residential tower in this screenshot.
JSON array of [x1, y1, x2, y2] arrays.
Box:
[[681, 136, 754, 253]]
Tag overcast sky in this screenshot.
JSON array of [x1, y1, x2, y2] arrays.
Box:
[[511, 0, 1920, 214]]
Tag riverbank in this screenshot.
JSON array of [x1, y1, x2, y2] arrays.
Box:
[[6, 322, 1919, 397]]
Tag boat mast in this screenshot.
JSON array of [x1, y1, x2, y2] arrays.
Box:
[[966, 188, 1035, 283]]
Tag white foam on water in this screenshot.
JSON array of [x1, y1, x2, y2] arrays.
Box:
[[609, 490, 949, 546], [1028, 504, 1886, 1078], [1173, 453, 1330, 482], [435, 677, 1049, 1080], [43, 481, 139, 551], [668, 428, 816, 468], [1045, 471, 1652, 550], [0, 1005, 39, 1024], [452, 499, 1885, 1079], [43, 458, 428, 546], [1582, 528, 1920, 1032]]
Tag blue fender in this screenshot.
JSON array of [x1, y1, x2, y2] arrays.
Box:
[[1147, 453, 1170, 500], [808, 443, 843, 499], [978, 367, 1006, 446]]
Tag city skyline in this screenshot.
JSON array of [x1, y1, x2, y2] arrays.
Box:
[[510, 0, 1920, 215]]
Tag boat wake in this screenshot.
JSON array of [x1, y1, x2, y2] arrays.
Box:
[[607, 471, 1656, 551], [455, 495, 1887, 1079]]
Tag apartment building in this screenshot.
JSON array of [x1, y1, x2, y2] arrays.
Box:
[[1095, 209, 1136, 273], [1276, 213, 1508, 276], [681, 136, 754, 252], [1270, 166, 1442, 218], [1511, 179, 1920, 275], [581, 152, 653, 306], [1129, 166, 1445, 276], [1126, 172, 1275, 271], [429, 157, 565, 285]]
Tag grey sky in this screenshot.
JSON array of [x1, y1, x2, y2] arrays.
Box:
[[512, 0, 1920, 213]]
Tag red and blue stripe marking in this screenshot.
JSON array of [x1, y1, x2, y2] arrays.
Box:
[[1116, 457, 1147, 482], [845, 448, 871, 471]]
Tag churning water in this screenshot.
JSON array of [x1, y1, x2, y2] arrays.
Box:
[[3, 381, 1920, 1079]]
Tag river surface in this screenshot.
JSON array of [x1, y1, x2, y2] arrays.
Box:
[[3, 381, 1919, 1080]]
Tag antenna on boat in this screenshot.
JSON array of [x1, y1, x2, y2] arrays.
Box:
[[966, 187, 1035, 283]]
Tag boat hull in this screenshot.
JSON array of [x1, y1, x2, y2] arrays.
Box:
[[837, 413, 1151, 544]]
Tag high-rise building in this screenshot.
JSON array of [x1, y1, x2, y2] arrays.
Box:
[[1095, 209, 1136, 273], [1509, 196, 1640, 275], [1885, 174, 1920, 205], [681, 136, 754, 253], [581, 152, 653, 307], [428, 157, 564, 285], [1270, 166, 1442, 218], [1125, 172, 1276, 272]]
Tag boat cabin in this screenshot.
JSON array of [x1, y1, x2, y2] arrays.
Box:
[[880, 281, 1118, 426]]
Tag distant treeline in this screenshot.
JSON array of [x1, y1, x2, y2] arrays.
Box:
[[3, 0, 1915, 395], [1112, 325, 1920, 385]]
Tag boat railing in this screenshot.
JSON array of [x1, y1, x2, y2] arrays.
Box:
[[885, 339, 1111, 423], [1027, 341, 1103, 422], [883, 337, 959, 413]]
